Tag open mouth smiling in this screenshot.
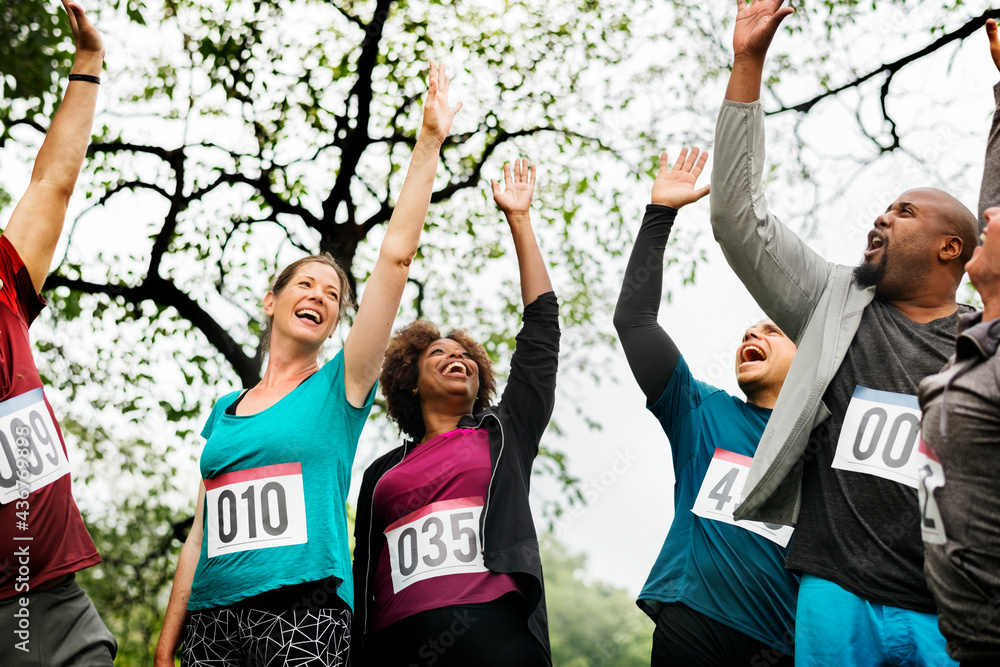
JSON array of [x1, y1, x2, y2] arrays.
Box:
[[295, 308, 323, 324], [739, 344, 767, 367], [442, 360, 469, 377], [865, 230, 886, 259]]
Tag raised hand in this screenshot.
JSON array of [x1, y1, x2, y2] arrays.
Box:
[[420, 60, 463, 146], [732, 0, 794, 62], [491, 158, 536, 219], [650, 148, 710, 209], [62, 0, 105, 65], [987, 19, 1000, 74]]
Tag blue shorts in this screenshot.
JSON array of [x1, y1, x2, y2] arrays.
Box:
[[796, 574, 956, 667]]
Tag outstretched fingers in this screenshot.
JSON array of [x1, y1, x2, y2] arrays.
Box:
[[658, 151, 672, 178], [428, 60, 439, 98], [669, 146, 707, 175], [691, 150, 708, 180], [988, 19, 1000, 74], [62, 0, 104, 57], [512, 158, 534, 184], [649, 146, 710, 209], [671, 147, 690, 171], [62, 0, 80, 34]]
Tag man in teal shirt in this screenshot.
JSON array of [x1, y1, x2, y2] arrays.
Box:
[[615, 147, 798, 666]]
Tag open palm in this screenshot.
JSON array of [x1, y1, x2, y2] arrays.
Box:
[[732, 0, 793, 60], [492, 159, 535, 216], [650, 148, 710, 209], [421, 60, 463, 145]]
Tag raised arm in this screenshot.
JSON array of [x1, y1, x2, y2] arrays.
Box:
[[725, 0, 794, 103], [614, 149, 709, 403], [342, 61, 461, 406], [491, 159, 553, 305], [4, 0, 104, 295], [978, 19, 1000, 227], [491, 159, 558, 444], [154, 482, 205, 667], [712, 0, 830, 342]]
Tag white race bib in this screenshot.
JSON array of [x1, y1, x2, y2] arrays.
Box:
[[916, 438, 947, 545], [385, 496, 487, 593], [205, 462, 308, 558], [691, 448, 794, 548], [0, 388, 69, 504], [832, 386, 922, 488]]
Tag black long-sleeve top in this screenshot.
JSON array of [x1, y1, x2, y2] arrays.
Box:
[[613, 205, 681, 403]]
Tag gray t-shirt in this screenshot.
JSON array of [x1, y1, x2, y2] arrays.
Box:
[[919, 314, 1000, 660], [785, 296, 972, 612]]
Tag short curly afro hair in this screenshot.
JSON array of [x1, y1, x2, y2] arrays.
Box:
[[380, 320, 496, 441]]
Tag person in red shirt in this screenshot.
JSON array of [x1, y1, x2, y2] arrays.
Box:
[[0, 2, 115, 665]]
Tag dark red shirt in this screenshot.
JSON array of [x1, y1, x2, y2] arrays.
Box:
[[371, 428, 518, 632], [0, 235, 100, 599]]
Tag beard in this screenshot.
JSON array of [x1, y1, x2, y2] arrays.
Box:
[[853, 243, 889, 288]]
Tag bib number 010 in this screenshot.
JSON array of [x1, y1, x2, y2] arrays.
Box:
[[205, 462, 308, 558]]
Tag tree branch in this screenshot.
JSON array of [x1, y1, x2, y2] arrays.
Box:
[[332, 3, 365, 29], [88, 141, 175, 161], [321, 0, 395, 227], [45, 273, 262, 386], [769, 8, 1000, 116]]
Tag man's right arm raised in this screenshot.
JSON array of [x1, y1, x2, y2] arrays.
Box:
[[711, 0, 829, 343], [4, 1, 104, 296], [614, 148, 710, 404]]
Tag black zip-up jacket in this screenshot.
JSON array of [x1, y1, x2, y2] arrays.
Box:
[[352, 291, 559, 665]]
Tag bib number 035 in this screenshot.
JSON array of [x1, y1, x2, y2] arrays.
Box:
[[385, 497, 487, 592], [205, 462, 308, 558], [832, 386, 922, 488]]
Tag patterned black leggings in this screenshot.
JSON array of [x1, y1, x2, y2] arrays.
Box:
[[181, 606, 351, 667]]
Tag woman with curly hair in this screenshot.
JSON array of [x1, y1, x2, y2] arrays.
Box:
[[154, 62, 461, 667], [352, 159, 558, 666]]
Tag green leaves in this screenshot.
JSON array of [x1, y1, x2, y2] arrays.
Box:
[[0, 0, 73, 128]]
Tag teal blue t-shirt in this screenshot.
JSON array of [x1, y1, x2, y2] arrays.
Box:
[[638, 355, 798, 649], [188, 349, 375, 611]]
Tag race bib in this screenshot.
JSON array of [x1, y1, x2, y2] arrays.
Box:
[[205, 462, 308, 558], [691, 448, 794, 548], [832, 386, 921, 488], [0, 388, 69, 504], [385, 496, 487, 593], [916, 438, 946, 545]]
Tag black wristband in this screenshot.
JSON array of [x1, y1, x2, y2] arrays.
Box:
[[68, 73, 100, 85]]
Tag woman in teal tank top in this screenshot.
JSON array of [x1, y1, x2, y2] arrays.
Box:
[[154, 62, 463, 667]]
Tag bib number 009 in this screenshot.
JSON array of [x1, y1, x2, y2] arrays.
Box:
[[385, 497, 488, 592], [832, 386, 922, 488], [205, 462, 308, 558]]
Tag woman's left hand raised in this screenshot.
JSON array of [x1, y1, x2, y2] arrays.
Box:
[[492, 158, 536, 218], [420, 60, 463, 146]]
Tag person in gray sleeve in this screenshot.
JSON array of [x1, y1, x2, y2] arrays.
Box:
[[917, 19, 1000, 667], [711, 1, 982, 665]]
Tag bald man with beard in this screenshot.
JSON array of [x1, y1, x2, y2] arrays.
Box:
[[709, 2, 981, 666]]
